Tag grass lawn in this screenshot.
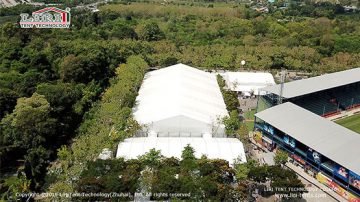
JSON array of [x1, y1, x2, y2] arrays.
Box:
[[335, 113, 360, 134], [244, 108, 256, 120], [245, 121, 254, 131], [244, 108, 256, 131]]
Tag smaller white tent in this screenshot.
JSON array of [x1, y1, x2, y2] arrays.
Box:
[[223, 72, 275, 96], [116, 136, 247, 166]]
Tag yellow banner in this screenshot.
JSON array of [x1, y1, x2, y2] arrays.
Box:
[[316, 172, 360, 202]]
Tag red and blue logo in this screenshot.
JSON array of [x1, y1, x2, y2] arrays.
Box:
[[20, 7, 71, 28]]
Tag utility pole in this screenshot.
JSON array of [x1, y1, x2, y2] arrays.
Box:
[[278, 69, 286, 105]]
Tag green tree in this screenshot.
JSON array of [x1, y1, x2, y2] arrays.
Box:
[[274, 150, 288, 166], [36, 83, 83, 115], [57, 145, 71, 161], [1, 22, 18, 38], [234, 163, 250, 181], [76, 177, 105, 201], [253, 18, 269, 36], [0, 93, 56, 151], [216, 75, 239, 111], [179, 144, 198, 195], [150, 158, 181, 200], [0, 88, 18, 119], [76, 159, 142, 201], [36, 82, 84, 142], [223, 110, 240, 136], [181, 144, 196, 160], [140, 22, 165, 41], [248, 165, 268, 183], [0, 174, 31, 201], [237, 124, 249, 145], [268, 166, 306, 199], [271, 178, 305, 199], [111, 23, 138, 39], [24, 146, 51, 189], [234, 158, 258, 181], [59, 51, 110, 84], [139, 148, 163, 168], [59, 54, 87, 83]]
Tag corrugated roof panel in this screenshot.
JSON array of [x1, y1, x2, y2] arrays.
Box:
[[261, 68, 360, 98], [255, 102, 360, 174]]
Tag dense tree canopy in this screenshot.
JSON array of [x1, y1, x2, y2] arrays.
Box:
[[0, 0, 357, 199], [274, 149, 289, 166], [75, 146, 249, 201], [0, 93, 56, 152]]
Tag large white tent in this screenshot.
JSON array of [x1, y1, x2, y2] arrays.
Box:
[[133, 64, 229, 137], [222, 72, 275, 96], [116, 64, 247, 165]]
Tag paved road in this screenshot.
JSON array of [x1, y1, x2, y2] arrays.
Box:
[[299, 177, 339, 202], [286, 163, 344, 202], [239, 97, 257, 111], [0, 0, 18, 7], [249, 139, 344, 202]]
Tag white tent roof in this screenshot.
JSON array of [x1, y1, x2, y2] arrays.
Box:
[[133, 64, 228, 125], [98, 148, 112, 160], [223, 72, 275, 94], [116, 137, 247, 165]]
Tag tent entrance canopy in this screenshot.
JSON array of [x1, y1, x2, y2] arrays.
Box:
[[116, 136, 247, 166]]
